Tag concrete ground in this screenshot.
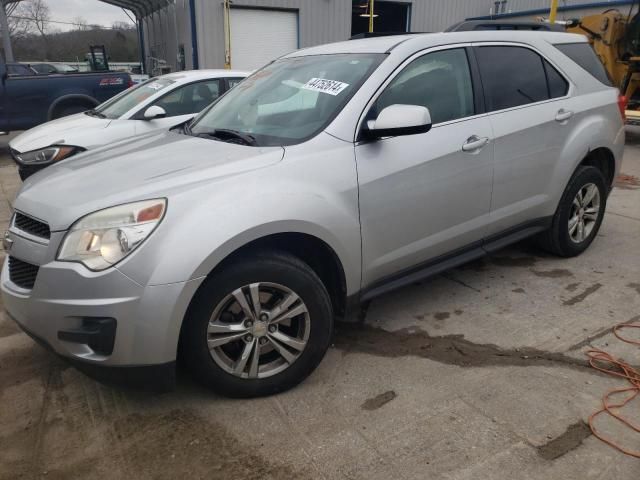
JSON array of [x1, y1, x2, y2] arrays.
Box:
[[0, 130, 638, 480]]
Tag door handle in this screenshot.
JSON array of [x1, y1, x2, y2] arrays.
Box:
[[555, 109, 574, 122], [462, 135, 489, 152]]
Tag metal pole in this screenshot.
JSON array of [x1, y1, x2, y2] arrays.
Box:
[[224, 0, 231, 69], [172, 0, 179, 71], [369, 0, 374, 33], [189, 0, 199, 69], [549, 0, 559, 24], [0, 2, 14, 62], [138, 18, 146, 74]]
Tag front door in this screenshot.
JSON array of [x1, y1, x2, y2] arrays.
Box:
[[133, 79, 224, 135], [355, 47, 494, 288]]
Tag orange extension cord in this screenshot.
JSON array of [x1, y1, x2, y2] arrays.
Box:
[[586, 323, 640, 458]]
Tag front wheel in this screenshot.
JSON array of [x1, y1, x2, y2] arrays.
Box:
[[181, 251, 333, 398], [537, 166, 607, 257]]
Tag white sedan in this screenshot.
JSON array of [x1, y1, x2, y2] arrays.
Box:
[[10, 69, 248, 179]]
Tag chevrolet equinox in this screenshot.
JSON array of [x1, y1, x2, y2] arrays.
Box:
[[2, 31, 625, 397]]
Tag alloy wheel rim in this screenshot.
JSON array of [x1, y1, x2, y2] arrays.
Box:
[[207, 282, 310, 379], [568, 183, 600, 244]]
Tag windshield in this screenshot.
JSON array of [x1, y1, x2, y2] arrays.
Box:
[[94, 78, 175, 119], [190, 53, 385, 146]]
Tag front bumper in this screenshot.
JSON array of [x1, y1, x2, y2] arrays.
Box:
[[1, 228, 204, 385]]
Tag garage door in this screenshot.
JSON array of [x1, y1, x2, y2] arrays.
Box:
[[230, 9, 298, 70]]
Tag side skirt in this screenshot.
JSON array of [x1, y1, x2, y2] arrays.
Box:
[[356, 217, 552, 304]]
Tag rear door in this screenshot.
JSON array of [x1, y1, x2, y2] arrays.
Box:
[[473, 43, 571, 235], [355, 47, 494, 288]]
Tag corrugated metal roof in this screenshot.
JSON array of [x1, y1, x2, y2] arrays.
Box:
[[99, 0, 173, 18]]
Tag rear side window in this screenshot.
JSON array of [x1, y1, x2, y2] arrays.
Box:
[[476, 46, 550, 111], [554, 43, 612, 86]]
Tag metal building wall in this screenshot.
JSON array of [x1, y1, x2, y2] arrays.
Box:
[[409, 0, 636, 31], [142, 0, 194, 72], [464, 0, 636, 21], [194, 0, 352, 69], [145, 0, 637, 72]]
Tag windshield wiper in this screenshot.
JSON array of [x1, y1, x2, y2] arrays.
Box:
[[85, 109, 107, 119], [195, 128, 257, 146]]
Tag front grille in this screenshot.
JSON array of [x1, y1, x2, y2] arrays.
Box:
[[14, 212, 51, 239], [8, 257, 39, 290]]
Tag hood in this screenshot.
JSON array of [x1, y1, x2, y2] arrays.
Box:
[[9, 113, 111, 153], [15, 131, 285, 231]]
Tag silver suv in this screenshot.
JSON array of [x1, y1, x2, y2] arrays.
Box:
[[2, 31, 624, 397]]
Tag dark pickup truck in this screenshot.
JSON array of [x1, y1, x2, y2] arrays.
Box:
[[0, 60, 132, 133]]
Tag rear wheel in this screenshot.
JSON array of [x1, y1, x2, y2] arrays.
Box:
[[537, 166, 607, 257], [181, 251, 333, 398]]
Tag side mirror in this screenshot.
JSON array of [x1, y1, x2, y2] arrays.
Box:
[[364, 104, 432, 139], [143, 105, 167, 120]]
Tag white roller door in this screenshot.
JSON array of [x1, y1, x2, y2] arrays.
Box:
[[230, 8, 298, 70]]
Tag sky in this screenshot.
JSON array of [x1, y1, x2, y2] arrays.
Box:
[[42, 0, 134, 31]]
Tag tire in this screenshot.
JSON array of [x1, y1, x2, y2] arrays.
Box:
[[52, 104, 89, 119], [537, 166, 608, 257], [181, 251, 333, 398]]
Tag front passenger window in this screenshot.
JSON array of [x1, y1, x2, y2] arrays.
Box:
[[152, 80, 222, 117], [371, 48, 475, 125]]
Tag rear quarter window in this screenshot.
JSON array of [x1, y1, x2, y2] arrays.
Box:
[[554, 43, 612, 87]]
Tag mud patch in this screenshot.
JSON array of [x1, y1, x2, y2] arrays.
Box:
[[537, 421, 591, 460], [565, 283, 580, 292], [614, 174, 640, 190], [0, 341, 58, 391], [627, 283, 640, 295], [361, 390, 397, 411], [567, 327, 612, 351], [0, 317, 20, 338], [434, 312, 450, 321], [489, 255, 538, 268], [5, 407, 307, 480], [563, 283, 602, 306], [334, 322, 588, 370], [532, 269, 573, 278]]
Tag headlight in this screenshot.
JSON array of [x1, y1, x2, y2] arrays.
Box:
[[57, 199, 166, 271], [15, 146, 82, 165]]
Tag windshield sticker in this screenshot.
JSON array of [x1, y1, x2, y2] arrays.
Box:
[[301, 78, 349, 96]]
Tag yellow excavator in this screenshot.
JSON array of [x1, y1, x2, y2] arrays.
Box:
[[566, 8, 640, 124]]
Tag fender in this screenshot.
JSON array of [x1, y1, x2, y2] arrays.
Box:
[[47, 94, 99, 120], [114, 134, 363, 296], [547, 100, 624, 213]]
